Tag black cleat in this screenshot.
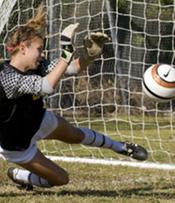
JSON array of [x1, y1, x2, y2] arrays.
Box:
[[7, 167, 33, 191], [119, 142, 148, 161]]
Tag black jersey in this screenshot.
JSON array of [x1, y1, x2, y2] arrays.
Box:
[[0, 60, 52, 151]]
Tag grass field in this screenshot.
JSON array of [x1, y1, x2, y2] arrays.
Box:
[[1, 116, 175, 202], [1, 160, 175, 203]]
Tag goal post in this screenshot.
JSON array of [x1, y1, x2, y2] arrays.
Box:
[[1, 0, 175, 170], [0, 0, 17, 34]]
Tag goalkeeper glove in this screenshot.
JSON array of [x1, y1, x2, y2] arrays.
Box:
[[60, 23, 79, 64], [84, 32, 111, 61]]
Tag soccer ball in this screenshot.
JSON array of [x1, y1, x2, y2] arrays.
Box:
[[142, 64, 175, 102]]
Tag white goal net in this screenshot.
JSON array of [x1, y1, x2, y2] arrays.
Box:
[[1, 0, 175, 170]]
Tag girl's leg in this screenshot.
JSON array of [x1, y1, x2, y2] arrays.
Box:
[[46, 116, 124, 151], [8, 150, 69, 188], [46, 116, 148, 161], [7, 116, 148, 189]]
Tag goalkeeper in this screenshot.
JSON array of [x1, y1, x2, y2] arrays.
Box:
[[0, 5, 148, 190]]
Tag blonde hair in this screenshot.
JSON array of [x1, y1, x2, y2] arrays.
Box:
[[26, 4, 46, 34], [6, 4, 47, 55]]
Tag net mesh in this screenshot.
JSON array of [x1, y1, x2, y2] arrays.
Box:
[[1, 0, 175, 168]]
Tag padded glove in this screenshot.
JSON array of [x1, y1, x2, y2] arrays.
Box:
[[84, 32, 111, 61], [60, 23, 79, 64]]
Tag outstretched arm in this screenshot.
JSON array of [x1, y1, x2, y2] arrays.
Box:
[[45, 26, 111, 89]]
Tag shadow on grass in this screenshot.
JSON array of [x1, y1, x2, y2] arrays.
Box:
[[36, 185, 175, 200], [47, 186, 175, 199], [1, 185, 175, 200]]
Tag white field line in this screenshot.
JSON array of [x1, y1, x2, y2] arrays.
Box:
[[1, 154, 175, 170], [46, 156, 175, 170]]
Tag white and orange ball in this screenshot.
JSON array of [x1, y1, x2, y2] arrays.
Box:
[[142, 64, 175, 102]]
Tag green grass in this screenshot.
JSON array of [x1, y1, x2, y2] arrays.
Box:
[[1, 160, 175, 203], [40, 115, 175, 163], [1, 115, 175, 202]]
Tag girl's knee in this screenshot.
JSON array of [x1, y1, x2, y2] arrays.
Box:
[[52, 171, 69, 186], [59, 172, 69, 185]]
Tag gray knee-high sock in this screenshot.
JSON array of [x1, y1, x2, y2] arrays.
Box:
[[80, 128, 125, 152]]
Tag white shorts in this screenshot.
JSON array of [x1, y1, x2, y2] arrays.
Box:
[[0, 111, 58, 164]]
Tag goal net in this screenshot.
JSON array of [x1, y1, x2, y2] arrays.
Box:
[[1, 0, 175, 170]]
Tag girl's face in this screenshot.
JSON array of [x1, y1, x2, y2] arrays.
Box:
[[23, 37, 44, 70]]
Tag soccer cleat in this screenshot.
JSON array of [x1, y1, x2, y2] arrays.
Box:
[[7, 167, 33, 191], [119, 142, 148, 161]]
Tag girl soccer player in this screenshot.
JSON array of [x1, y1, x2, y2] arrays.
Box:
[[0, 5, 147, 190]]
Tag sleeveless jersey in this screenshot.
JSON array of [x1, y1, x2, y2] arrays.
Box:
[[0, 62, 47, 151]]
